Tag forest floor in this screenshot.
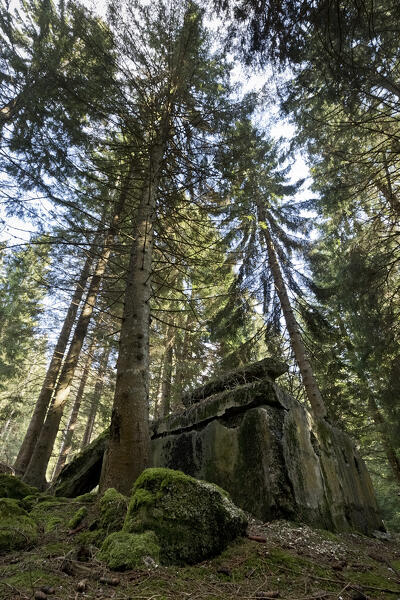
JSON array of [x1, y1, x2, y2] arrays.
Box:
[[1, 516, 400, 600]]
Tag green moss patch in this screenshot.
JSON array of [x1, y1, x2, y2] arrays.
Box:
[[0, 474, 38, 499], [29, 497, 80, 533], [124, 468, 247, 565], [0, 498, 38, 552], [3, 568, 64, 591], [68, 506, 88, 529], [98, 530, 160, 570], [99, 488, 128, 534]]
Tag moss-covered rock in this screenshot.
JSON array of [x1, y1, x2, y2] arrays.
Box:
[[0, 473, 38, 499], [98, 530, 160, 570], [124, 468, 247, 565], [68, 506, 88, 529], [20, 493, 63, 512], [99, 488, 128, 534], [0, 498, 38, 552], [30, 496, 79, 533], [75, 492, 97, 503]]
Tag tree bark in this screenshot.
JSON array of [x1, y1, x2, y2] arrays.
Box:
[[52, 336, 97, 480], [368, 395, 400, 488], [81, 344, 111, 449], [14, 245, 96, 475], [100, 136, 167, 495], [22, 168, 132, 489], [257, 204, 327, 420]]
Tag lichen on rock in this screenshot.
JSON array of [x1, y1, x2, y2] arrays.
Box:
[[123, 468, 247, 565], [98, 530, 160, 570], [0, 498, 38, 552], [0, 473, 38, 499]]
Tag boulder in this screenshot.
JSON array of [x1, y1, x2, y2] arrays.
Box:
[[152, 383, 383, 534], [123, 468, 247, 565], [0, 498, 38, 552]]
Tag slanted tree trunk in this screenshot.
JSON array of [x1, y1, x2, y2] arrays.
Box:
[[23, 169, 132, 489], [100, 134, 167, 495], [52, 336, 97, 480], [160, 322, 175, 417], [368, 395, 400, 488], [81, 344, 111, 449], [14, 245, 96, 475], [257, 203, 327, 420]]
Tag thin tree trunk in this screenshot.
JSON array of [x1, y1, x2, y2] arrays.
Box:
[[258, 205, 327, 419], [23, 170, 132, 489], [52, 336, 97, 479], [160, 323, 175, 418], [152, 358, 164, 420], [100, 135, 167, 495], [368, 396, 400, 488], [174, 302, 193, 406], [14, 246, 96, 475], [81, 344, 111, 449], [1, 411, 15, 440]]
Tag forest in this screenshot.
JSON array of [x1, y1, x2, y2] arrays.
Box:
[[0, 0, 400, 580]]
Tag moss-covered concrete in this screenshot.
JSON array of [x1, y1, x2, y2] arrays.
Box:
[[123, 468, 247, 565], [98, 530, 160, 570], [49, 360, 382, 535], [0, 498, 38, 552], [0, 473, 38, 499], [50, 429, 109, 497], [181, 357, 288, 406]]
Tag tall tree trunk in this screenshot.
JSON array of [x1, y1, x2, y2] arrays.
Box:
[[258, 205, 327, 420], [52, 337, 97, 479], [368, 395, 400, 488], [81, 344, 111, 449], [14, 246, 96, 475], [23, 170, 132, 489], [160, 323, 175, 417], [100, 136, 167, 495], [1, 410, 15, 441]]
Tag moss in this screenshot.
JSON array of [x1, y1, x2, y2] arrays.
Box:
[[68, 506, 88, 529], [21, 493, 66, 511], [76, 528, 107, 548], [99, 488, 128, 534], [130, 487, 156, 509], [0, 498, 38, 552], [75, 492, 97, 503], [4, 569, 63, 590], [124, 468, 247, 565], [350, 568, 400, 590], [0, 474, 38, 499], [30, 497, 78, 533], [98, 530, 160, 570], [39, 542, 70, 557]]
